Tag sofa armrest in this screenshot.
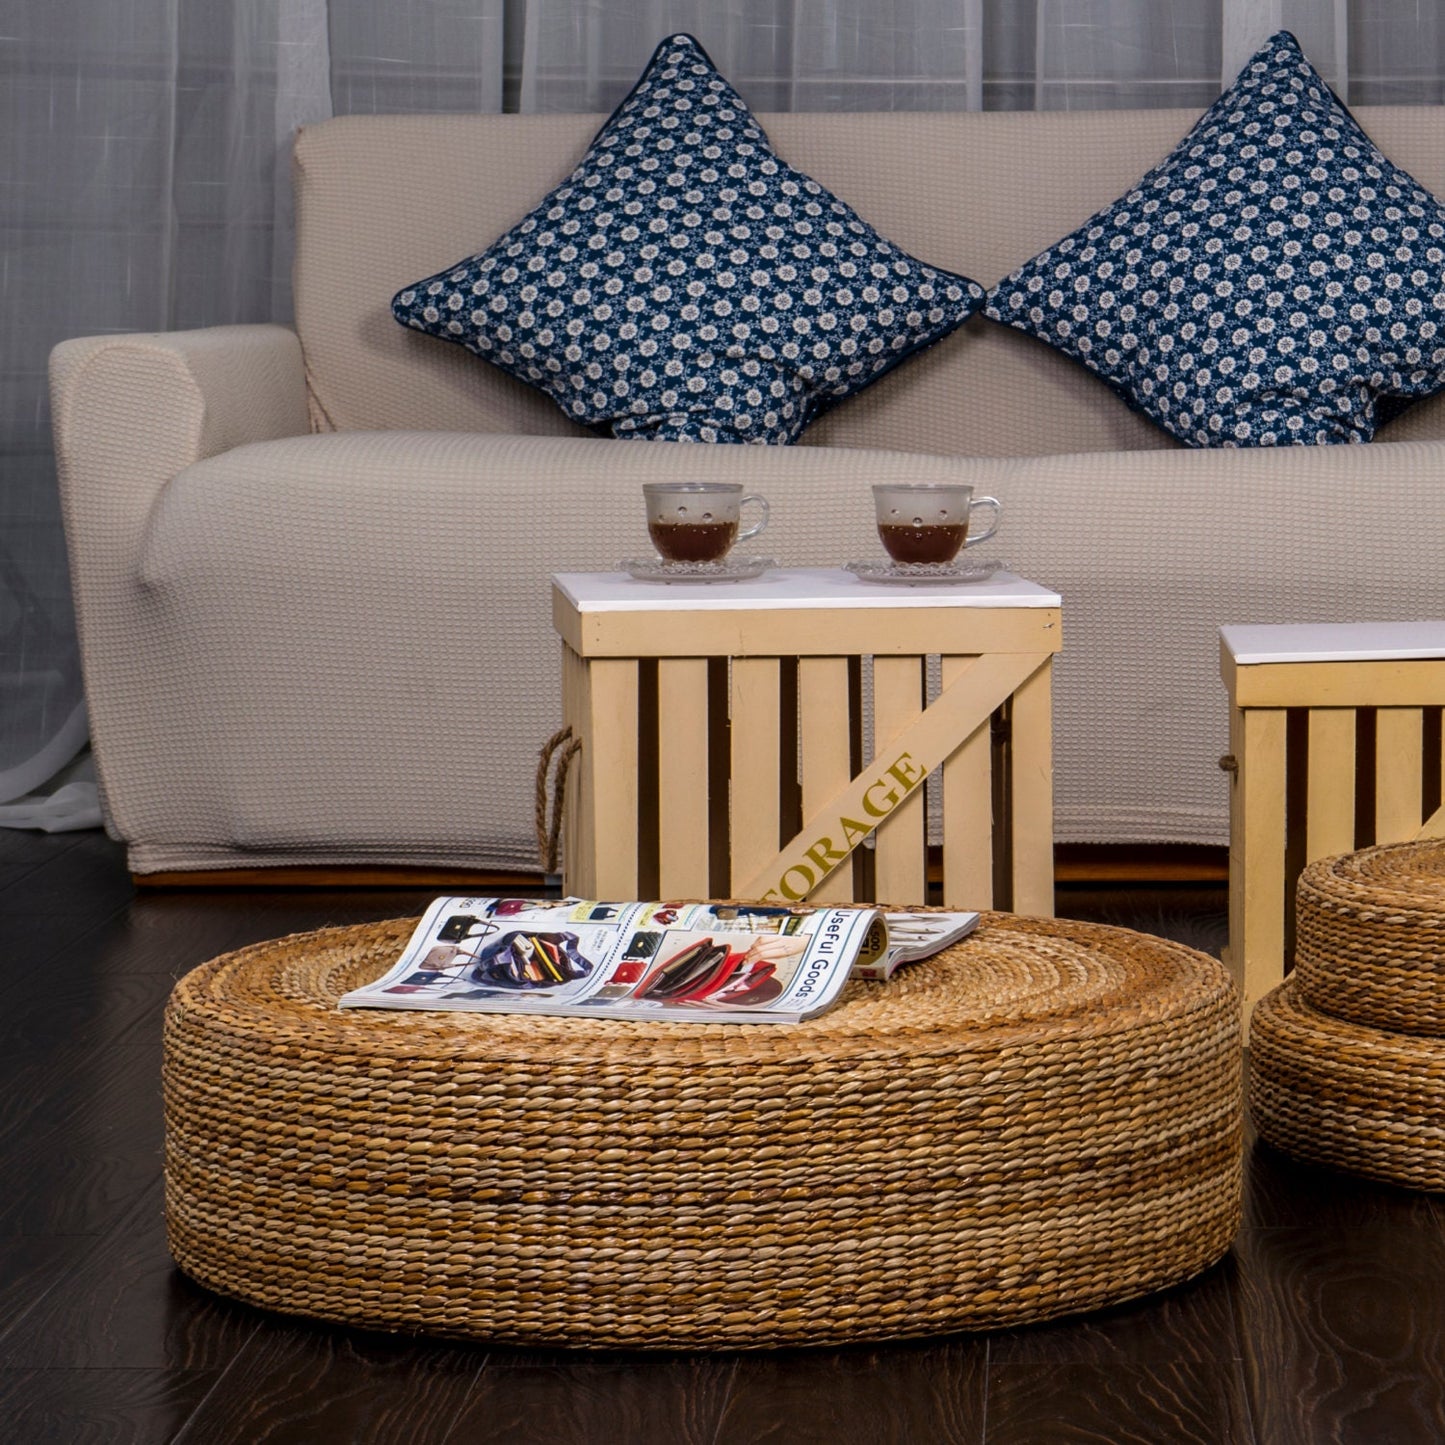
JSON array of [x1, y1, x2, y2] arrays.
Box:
[[51, 324, 308, 525], [49, 325, 309, 831], [50, 322, 307, 610]]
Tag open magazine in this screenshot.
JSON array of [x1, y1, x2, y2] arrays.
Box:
[[339, 897, 979, 1025]]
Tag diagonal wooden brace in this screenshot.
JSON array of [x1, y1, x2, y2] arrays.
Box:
[[1416, 803, 1445, 840], [739, 651, 1052, 901]]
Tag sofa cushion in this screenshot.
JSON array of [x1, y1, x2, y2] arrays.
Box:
[[133, 430, 975, 871], [985, 31, 1445, 447], [390, 33, 983, 444]]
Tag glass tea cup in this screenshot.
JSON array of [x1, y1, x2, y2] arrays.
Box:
[[643, 481, 770, 564], [872, 482, 1001, 565]]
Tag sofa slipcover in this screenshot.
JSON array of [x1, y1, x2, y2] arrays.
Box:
[[51, 109, 1445, 874]]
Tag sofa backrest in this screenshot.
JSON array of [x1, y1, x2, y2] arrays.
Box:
[[293, 107, 1445, 456]]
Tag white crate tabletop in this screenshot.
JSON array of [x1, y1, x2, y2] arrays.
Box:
[[1221, 620, 1445, 665], [554, 567, 1060, 613]]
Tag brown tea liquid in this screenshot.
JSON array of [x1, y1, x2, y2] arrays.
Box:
[[649, 520, 738, 562], [878, 522, 968, 564]]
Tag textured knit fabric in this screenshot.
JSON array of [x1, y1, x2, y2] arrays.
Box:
[[390, 34, 983, 444], [66, 428, 982, 871], [986, 32, 1445, 447], [49, 327, 309, 854]]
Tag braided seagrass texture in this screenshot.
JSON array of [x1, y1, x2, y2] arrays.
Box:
[[1249, 979, 1445, 1191], [163, 912, 1242, 1349], [1294, 840, 1445, 1036]]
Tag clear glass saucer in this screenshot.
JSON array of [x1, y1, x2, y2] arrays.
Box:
[[622, 555, 777, 583], [845, 558, 1008, 586]]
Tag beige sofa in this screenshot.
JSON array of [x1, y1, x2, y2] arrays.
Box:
[[52, 109, 1445, 877]]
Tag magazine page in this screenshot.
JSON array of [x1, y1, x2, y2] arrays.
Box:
[[338, 897, 881, 1024], [852, 910, 981, 980]]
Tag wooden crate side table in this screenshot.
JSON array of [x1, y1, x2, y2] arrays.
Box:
[[554, 568, 1061, 912], [1220, 621, 1445, 1024]]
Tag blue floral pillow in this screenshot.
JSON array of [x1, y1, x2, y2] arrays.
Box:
[[986, 31, 1445, 446], [392, 34, 983, 444]]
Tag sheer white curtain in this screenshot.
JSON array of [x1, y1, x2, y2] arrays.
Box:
[[4, 0, 1443, 829], [0, 0, 505, 830], [510, 0, 1445, 114]]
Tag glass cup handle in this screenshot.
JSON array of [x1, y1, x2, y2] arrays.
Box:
[[964, 496, 1002, 548], [736, 493, 770, 544]]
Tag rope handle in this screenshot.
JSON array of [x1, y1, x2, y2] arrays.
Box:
[[535, 725, 582, 874]]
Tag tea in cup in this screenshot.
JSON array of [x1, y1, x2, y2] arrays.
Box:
[[873, 483, 1001, 564], [644, 482, 770, 563]]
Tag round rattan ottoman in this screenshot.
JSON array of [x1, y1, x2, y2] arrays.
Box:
[[1249, 979, 1445, 1191], [1293, 839, 1445, 1035], [163, 912, 1242, 1349], [1249, 839, 1445, 1191]]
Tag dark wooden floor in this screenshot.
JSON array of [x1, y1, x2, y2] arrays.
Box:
[[0, 830, 1442, 1445]]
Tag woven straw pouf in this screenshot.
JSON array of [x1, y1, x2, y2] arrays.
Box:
[[1293, 839, 1445, 1035], [1249, 979, 1445, 1191], [1250, 838, 1445, 1191], [163, 912, 1242, 1349]]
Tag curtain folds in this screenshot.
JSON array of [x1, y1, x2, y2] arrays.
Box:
[[4, 0, 1443, 827]]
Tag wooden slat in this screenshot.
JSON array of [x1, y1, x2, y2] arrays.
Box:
[[940, 655, 993, 909], [872, 655, 927, 907], [1376, 707, 1425, 842], [1230, 706, 1287, 1033], [1228, 656, 1445, 709], [1009, 658, 1054, 918], [798, 657, 856, 901], [656, 657, 711, 898], [729, 657, 782, 895], [560, 642, 584, 887], [1305, 708, 1357, 862], [586, 658, 641, 899], [556, 596, 1062, 660], [1423, 719, 1445, 837]]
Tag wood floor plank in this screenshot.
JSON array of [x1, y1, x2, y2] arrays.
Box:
[[447, 1351, 735, 1445], [1, 832, 136, 915], [0, 1049, 91, 1143], [0, 1043, 164, 1236], [982, 1360, 1254, 1444], [0, 829, 82, 867], [714, 1339, 986, 1444], [1234, 1222, 1445, 1445], [1242, 1138, 1445, 1230], [0, 967, 176, 1056], [987, 1255, 1242, 1365], [171, 1326, 485, 1445], [0, 1182, 259, 1370], [0, 832, 85, 895], [0, 1238, 83, 1328], [0, 895, 391, 1057], [1054, 884, 1230, 959], [102, 886, 438, 977], [0, 1367, 219, 1445]]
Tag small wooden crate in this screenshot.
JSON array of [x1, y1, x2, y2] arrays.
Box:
[[1221, 621, 1445, 1024], [554, 567, 1061, 911]]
